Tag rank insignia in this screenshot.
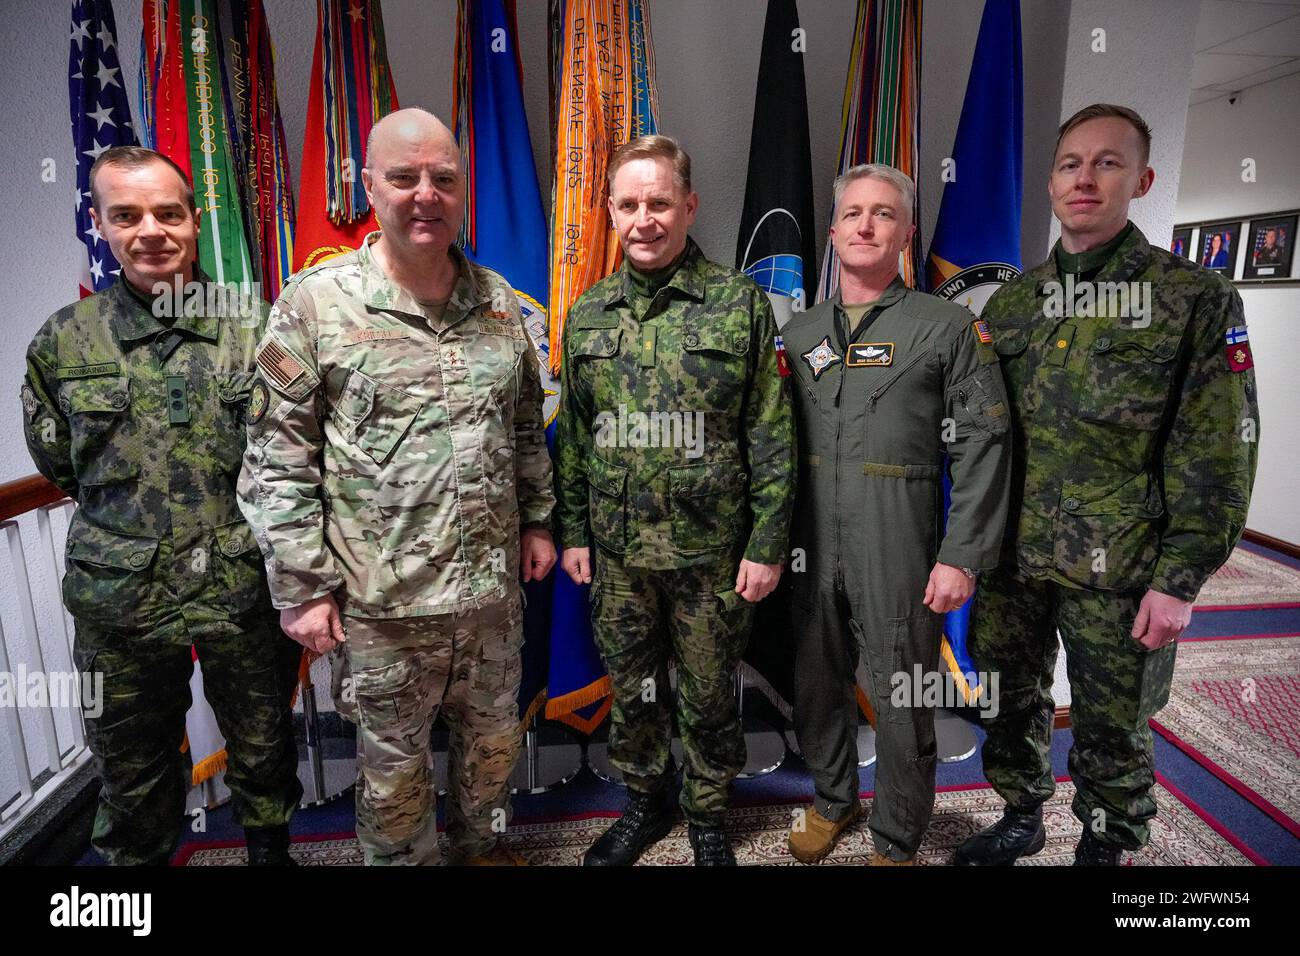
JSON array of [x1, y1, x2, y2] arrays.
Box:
[[846, 342, 895, 367], [801, 336, 842, 380], [774, 335, 791, 377], [972, 319, 992, 345], [248, 380, 269, 425]]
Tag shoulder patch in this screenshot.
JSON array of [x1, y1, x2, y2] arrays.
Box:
[[257, 339, 309, 394], [20, 384, 39, 420], [972, 319, 993, 345], [247, 379, 270, 424]]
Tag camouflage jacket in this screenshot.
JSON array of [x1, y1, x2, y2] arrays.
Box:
[[984, 224, 1259, 601], [554, 238, 795, 570], [237, 234, 554, 618], [21, 272, 270, 637]]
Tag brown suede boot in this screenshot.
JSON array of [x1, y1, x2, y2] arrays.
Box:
[[788, 803, 862, 864], [870, 851, 915, 866], [451, 842, 528, 866]]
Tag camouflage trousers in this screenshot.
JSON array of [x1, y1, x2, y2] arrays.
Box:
[[970, 570, 1178, 849], [334, 600, 523, 865], [73, 615, 302, 866], [592, 550, 753, 827]]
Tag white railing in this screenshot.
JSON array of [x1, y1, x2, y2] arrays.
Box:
[[0, 491, 92, 844]]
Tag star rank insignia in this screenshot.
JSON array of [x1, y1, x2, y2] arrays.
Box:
[[801, 336, 842, 380]]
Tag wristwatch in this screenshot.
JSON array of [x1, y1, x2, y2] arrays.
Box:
[[959, 567, 980, 580]]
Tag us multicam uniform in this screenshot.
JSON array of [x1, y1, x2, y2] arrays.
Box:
[[554, 238, 795, 827], [973, 223, 1259, 849], [21, 272, 301, 866], [237, 232, 554, 864]]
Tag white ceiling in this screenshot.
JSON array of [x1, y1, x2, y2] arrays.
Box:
[[1192, 0, 1300, 104]]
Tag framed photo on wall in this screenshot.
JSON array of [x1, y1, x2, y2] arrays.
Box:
[[1197, 221, 1240, 273], [1241, 212, 1297, 281], [1170, 226, 1193, 261]]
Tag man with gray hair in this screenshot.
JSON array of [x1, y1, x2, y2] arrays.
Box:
[[782, 164, 1012, 864]]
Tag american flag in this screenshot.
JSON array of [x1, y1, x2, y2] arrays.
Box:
[[69, 0, 137, 296]]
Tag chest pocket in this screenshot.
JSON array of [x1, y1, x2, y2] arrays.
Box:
[[331, 369, 422, 465], [681, 323, 749, 392], [1076, 331, 1179, 430], [62, 375, 141, 486]]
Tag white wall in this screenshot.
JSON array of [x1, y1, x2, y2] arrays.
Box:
[[1176, 71, 1300, 546]]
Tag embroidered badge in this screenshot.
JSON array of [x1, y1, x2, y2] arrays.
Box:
[[1225, 325, 1253, 372], [20, 384, 38, 420], [774, 335, 791, 377], [257, 339, 306, 391], [972, 319, 993, 345], [845, 342, 895, 367], [801, 336, 842, 380], [247, 380, 269, 425]]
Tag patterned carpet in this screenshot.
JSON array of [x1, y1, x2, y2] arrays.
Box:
[[179, 777, 1255, 866], [1151, 634, 1300, 837], [1196, 548, 1300, 608]]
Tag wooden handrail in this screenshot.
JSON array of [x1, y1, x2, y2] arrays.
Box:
[[0, 475, 70, 523]]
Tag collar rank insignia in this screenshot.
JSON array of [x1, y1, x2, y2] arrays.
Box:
[[846, 342, 895, 367], [801, 336, 842, 380]]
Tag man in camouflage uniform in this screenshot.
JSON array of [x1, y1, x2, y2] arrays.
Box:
[[955, 105, 1259, 866], [555, 135, 795, 866], [237, 109, 556, 866], [782, 166, 1012, 866], [20, 147, 301, 866]]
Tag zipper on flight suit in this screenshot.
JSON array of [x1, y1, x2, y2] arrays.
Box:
[[865, 348, 930, 411]]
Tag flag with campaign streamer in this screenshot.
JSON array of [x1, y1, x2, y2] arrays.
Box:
[[70, 0, 138, 298], [817, 0, 922, 302], [139, 0, 255, 290], [453, 0, 556, 724], [925, 0, 1022, 704], [293, 0, 398, 271], [543, 0, 659, 734]]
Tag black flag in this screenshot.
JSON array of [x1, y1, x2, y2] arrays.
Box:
[[735, 0, 817, 329]]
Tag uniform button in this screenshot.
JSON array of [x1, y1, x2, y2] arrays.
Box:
[[1063, 496, 1080, 511], [684, 332, 698, 348], [1095, 337, 1111, 350], [1056, 339, 1068, 349], [170, 388, 183, 399], [172, 401, 183, 411], [129, 551, 148, 568], [111, 393, 127, 409]]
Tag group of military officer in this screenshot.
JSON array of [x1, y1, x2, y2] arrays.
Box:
[[21, 101, 1257, 867]]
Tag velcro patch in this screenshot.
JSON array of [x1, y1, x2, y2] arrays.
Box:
[[342, 328, 411, 345], [257, 339, 307, 392], [477, 317, 525, 338], [56, 362, 120, 380], [972, 319, 992, 345], [846, 342, 894, 367]]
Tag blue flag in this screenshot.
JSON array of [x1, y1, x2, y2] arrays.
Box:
[[454, 0, 557, 722], [925, 0, 1022, 703]]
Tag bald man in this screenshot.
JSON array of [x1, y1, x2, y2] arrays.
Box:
[[238, 109, 556, 866]]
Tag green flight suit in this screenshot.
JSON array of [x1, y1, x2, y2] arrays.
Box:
[[554, 239, 795, 826], [783, 278, 1012, 861], [974, 223, 1260, 849], [20, 274, 302, 865]]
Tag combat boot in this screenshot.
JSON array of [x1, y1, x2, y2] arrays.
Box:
[[688, 823, 736, 866], [451, 841, 529, 866], [583, 789, 673, 866], [952, 804, 1045, 865], [788, 802, 861, 864], [244, 825, 297, 866], [1074, 829, 1123, 866]]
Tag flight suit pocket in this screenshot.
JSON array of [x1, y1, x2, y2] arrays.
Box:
[[331, 369, 422, 466], [62, 519, 159, 625], [669, 461, 747, 553], [1055, 480, 1163, 590], [1077, 332, 1178, 430], [587, 455, 628, 553], [211, 517, 266, 615], [63, 376, 141, 485], [949, 365, 1009, 438]]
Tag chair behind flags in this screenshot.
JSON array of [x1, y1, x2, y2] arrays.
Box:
[[543, 0, 660, 734], [453, 0, 555, 724], [292, 0, 398, 271], [70, 0, 138, 298], [817, 0, 922, 301], [925, 0, 1023, 706]]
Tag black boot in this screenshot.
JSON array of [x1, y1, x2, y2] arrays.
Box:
[[688, 824, 736, 866], [583, 790, 673, 866], [245, 825, 297, 866], [1074, 829, 1123, 866], [953, 805, 1046, 866]]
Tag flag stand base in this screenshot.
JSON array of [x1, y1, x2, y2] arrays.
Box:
[[509, 720, 583, 795]]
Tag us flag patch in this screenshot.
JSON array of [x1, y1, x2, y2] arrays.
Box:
[[973, 319, 993, 345], [257, 339, 306, 391]]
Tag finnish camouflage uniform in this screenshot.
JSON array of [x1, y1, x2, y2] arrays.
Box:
[[237, 233, 554, 865], [974, 223, 1259, 849], [554, 239, 795, 827], [20, 272, 302, 866], [782, 280, 1012, 861]]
